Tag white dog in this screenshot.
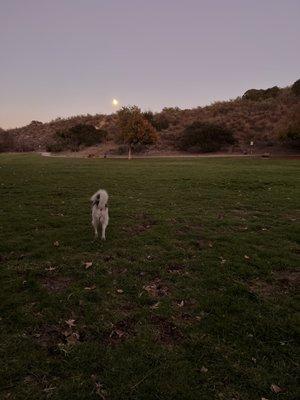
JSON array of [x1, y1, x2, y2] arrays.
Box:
[[90, 189, 109, 240]]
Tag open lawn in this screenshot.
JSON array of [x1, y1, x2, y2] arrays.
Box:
[[0, 154, 299, 400]]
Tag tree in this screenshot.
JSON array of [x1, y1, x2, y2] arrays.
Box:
[[117, 106, 158, 159], [142, 111, 169, 131], [242, 86, 280, 101], [179, 121, 235, 153], [55, 124, 105, 151], [291, 79, 300, 96], [279, 106, 300, 149]]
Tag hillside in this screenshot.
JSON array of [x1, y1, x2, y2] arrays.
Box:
[[1, 84, 299, 153]]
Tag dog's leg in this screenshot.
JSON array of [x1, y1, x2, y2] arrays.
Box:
[[101, 222, 107, 240], [92, 220, 98, 239]]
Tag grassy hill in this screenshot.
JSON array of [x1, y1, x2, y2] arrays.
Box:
[[1, 83, 299, 153]]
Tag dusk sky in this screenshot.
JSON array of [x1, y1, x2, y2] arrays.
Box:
[[1, 0, 299, 129]]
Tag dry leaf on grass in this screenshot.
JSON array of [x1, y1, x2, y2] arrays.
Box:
[[63, 330, 80, 345], [85, 261, 93, 269], [65, 319, 76, 328], [84, 285, 96, 291], [53, 241, 59, 247], [45, 266, 56, 271], [116, 289, 124, 294], [150, 302, 160, 309], [143, 278, 168, 298], [270, 384, 286, 393], [200, 366, 208, 373], [110, 329, 125, 339], [244, 255, 250, 260]]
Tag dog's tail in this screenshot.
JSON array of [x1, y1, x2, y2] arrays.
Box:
[[90, 189, 109, 208]]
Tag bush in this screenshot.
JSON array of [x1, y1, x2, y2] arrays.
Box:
[[153, 114, 169, 131], [0, 131, 15, 152], [291, 79, 300, 96], [48, 124, 106, 152], [279, 107, 300, 148], [46, 141, 65, 152], [179, 122, 235, 153], [143, 111, 169, 131], [243, 86, 280, 101]]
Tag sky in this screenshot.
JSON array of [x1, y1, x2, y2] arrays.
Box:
[[1, 0, 299, 129]]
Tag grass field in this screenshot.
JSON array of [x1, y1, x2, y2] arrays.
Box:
[[0, 154, 299, 400]]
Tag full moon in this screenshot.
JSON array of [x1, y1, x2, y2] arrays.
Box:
[[112, 98, 119, 106]]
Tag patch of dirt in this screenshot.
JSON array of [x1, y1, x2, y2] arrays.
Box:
[[123, 213, 157, 235], [282, 213, 299, 222], [150, 315, 183, 346], [39, 276, 73, 293], [248, 270, 299, 298], [33, 323, 82, 351], [143, 278, 169, 298], [32, 324, 63, 351]]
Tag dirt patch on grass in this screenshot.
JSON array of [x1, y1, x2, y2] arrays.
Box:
[[248, 270, 299, 298], [33, 322, 82, 350], [123, 213, 157, 235], [39, 276, 73, 293], [32, 324, 63, 350], [150, 315, 183, 346]]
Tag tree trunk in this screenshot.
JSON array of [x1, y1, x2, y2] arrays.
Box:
[[128, 144, 132, 160]]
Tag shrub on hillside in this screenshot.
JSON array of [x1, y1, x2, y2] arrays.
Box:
[[48, 124, 106, 152], [153, 114, 169, 131], [143, 111, 169, 131], [179, 122, 235, 152], [0, 131, 16, 152], [279, 107, 300, 149], [291, 79, 300, 96], [243, 86, 280, 101]]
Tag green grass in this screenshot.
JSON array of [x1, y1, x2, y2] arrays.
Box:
[[0, 154, 299, 400]]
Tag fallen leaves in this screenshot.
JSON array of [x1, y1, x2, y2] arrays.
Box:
[[91, 375, 107, 399], [116, 289, 124, 294], [150, 302, 160, 309], [85, 261, 93, 269], [84, 285, 96, 291], [143, 278, 169, 298], [200, 366, 208, 373], [220, 256, 226, 265], [63, 330, 80, 345], [65, 319, 76, 328], [270, 384, 287, 394], [53, 241, 59, 247]]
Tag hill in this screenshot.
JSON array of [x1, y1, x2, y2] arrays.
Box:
[[1, 82, 299, 154]]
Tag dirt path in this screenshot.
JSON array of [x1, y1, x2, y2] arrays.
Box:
[[40, 151, 256, 159]]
